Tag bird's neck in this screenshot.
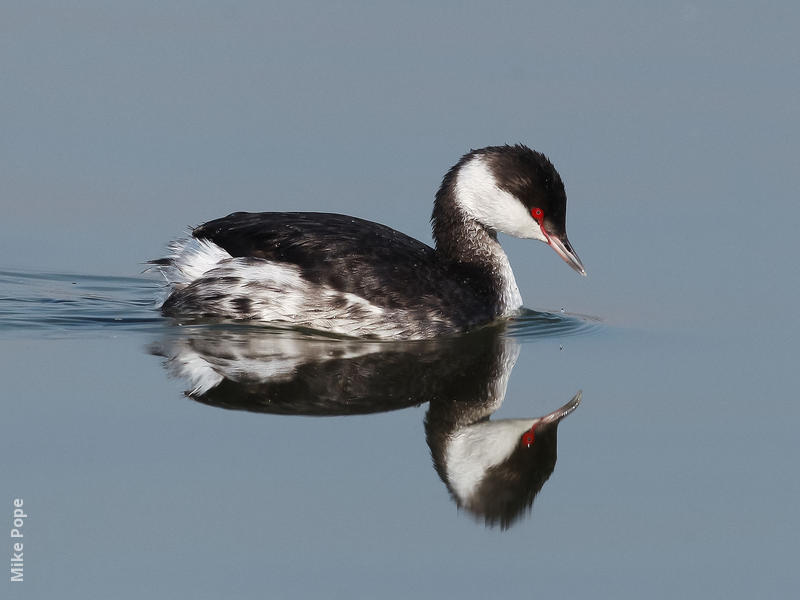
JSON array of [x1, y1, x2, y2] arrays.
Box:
[[431, 187, 522, 315]]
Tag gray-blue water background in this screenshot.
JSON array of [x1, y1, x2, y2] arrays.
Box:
[[2, 3, 798, 598]]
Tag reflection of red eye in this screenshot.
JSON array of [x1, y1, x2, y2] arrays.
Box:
[[522, 431, 535, 447], [531, 207, 544, 225]]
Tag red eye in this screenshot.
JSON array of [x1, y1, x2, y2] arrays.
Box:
[[522, 431, 535, 447], [531, 207, 544, 224]]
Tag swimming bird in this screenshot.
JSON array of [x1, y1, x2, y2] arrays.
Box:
[[152, 144, 585, 339]]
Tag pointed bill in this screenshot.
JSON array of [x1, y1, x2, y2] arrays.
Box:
[[548, 234, 586, 276], [539, 390, 583, 426]]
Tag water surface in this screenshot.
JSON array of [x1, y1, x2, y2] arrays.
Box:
[[3, 269, 797, 599]]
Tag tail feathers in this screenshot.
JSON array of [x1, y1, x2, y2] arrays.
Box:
[[146, 258, 172, 266], [148, 236, 233, 287]]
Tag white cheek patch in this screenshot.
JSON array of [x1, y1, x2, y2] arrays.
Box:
[[444, 418, 538, 503], [454, 156, 549, 242]]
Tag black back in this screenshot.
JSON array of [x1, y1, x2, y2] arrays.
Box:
[[192, 211, 497, 328]]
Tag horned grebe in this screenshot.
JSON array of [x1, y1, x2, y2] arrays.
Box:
[[152, 144, 585, 339]]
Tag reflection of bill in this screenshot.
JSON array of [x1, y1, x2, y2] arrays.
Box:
[[151, 324, 581, 529]]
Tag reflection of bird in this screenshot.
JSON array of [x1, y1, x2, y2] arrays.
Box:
[[151, 145, 584, 339], [152, 324, 581, 529], [150, 325, 512, 414], [426, 391, 581, 530]]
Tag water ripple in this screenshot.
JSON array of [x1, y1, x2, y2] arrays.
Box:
[[0, 269, 602, 340], [0, 269, 164, 336], [504, 308, 602, 341]]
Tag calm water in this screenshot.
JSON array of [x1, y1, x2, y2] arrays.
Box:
[[2, 269, 797, 598], [3, 2, 800, 598]]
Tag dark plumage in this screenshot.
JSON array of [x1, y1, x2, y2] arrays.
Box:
[[154, 144, 584, 338], [184, 211, 497, 327]]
